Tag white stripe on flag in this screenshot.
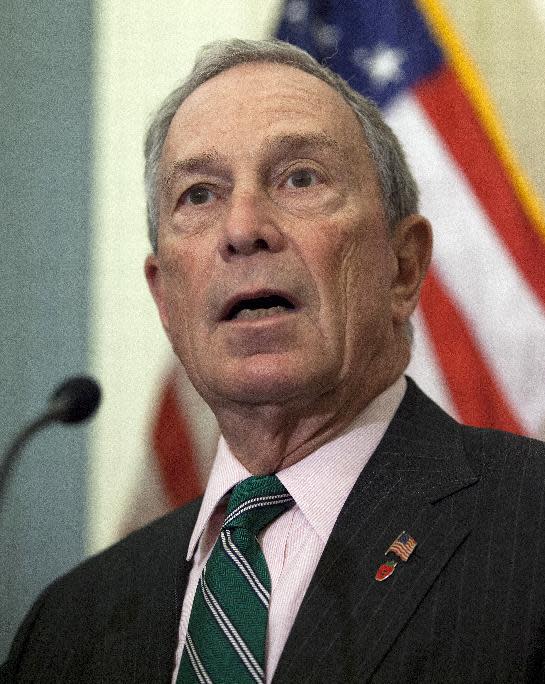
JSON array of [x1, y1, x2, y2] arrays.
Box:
[[407, 308, 459, 420], [386, 93, 545, 434]]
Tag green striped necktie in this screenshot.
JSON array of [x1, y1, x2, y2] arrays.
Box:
[[177, 475, 295, 684]]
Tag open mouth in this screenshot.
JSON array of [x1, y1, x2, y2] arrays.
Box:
[[226, 294, 295, 321]]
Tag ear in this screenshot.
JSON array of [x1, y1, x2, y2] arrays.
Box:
[[144, 253, 171, 336], [390, 214, 433, 325]]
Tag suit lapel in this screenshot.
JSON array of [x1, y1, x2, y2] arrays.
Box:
[[274, 380, 479, 683]]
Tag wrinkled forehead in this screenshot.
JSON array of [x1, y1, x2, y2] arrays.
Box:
[[160, 61, 375, 177]]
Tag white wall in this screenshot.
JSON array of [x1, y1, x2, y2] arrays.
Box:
[[89, 1, 283, 552]]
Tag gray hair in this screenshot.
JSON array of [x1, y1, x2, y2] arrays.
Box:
[[144, 38, 419, 253]]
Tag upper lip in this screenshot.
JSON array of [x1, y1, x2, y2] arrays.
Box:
[[219, 289, 298, 321]]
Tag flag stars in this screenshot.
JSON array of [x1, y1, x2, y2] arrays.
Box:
[[353, 43, 406, 88], [314, 23, 341, 51], [284, 0, 309, 24]]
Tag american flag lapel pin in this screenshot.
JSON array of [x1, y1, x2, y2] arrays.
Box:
[[387, 531, 417, 562], [375, 531, 417, 581]]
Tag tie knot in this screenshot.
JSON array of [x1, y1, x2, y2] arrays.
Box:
[[223, 475, 294, 536]]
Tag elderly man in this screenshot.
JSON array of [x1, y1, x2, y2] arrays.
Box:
[[3, 39, 545, 684]]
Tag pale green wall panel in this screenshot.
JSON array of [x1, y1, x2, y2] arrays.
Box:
[[0, 1, 93, 660]]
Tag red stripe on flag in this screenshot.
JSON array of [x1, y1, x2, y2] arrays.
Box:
[[152, 370, 203, 507], [414, 65, 545, 308], [419, 268, 523, 434]]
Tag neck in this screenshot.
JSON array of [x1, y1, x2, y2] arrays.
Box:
[[213, 361, 406, 475]]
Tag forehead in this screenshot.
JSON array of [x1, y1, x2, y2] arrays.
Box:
[[161, 62, 372, 171]]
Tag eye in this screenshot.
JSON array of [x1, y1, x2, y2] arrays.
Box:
[[181, 185, 215, 206], [285, 169, 319, 189]]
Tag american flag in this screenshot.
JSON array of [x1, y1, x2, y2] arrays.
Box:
[[387, 531, 417, 562], [277, 0, 545, 437]]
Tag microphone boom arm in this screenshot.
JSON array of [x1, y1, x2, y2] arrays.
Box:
[[0, 412, 57, 502], [0, 375, 101, 506]]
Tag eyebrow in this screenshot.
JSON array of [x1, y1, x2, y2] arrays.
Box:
[[160, 152, 223, 198], [261, 133, 344, 161]]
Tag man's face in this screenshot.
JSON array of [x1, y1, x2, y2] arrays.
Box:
[[146, 63, 409, 410]]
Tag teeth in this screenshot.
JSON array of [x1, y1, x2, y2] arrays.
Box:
[[235, 305, 288, 320]]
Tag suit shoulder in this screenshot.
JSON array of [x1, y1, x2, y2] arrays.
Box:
[[405, 378, 545, 468], [3, 499, 202, 680], [42, 496, 201, 605], [460, 423, 545, 474]]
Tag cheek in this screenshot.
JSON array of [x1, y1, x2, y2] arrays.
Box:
[[161, 235, 209, 293], [299, 228, 357, 338], [341, 232, 394, 334], [159, 247, 204, 330]]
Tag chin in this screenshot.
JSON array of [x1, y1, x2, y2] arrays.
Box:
[[209, 357, 338, 406], [223, 381, 304, 405]]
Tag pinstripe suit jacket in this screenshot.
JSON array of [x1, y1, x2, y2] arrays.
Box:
[[3, 378, 545, 683]]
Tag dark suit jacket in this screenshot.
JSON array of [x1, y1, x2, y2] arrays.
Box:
[[3, 378, 545, 683]]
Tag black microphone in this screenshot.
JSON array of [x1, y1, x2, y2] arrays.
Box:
[[0, 376, 101, 502]]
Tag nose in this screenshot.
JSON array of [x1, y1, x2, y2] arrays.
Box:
[[218, 191, 285, 260]]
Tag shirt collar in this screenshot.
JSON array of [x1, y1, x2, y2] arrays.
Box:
[[186, 376, 407, 559], [277, 375, 406, 542], [186, 438, 251, 560]]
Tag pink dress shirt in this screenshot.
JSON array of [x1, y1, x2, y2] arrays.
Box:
[[172, 376, 406, 682]]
